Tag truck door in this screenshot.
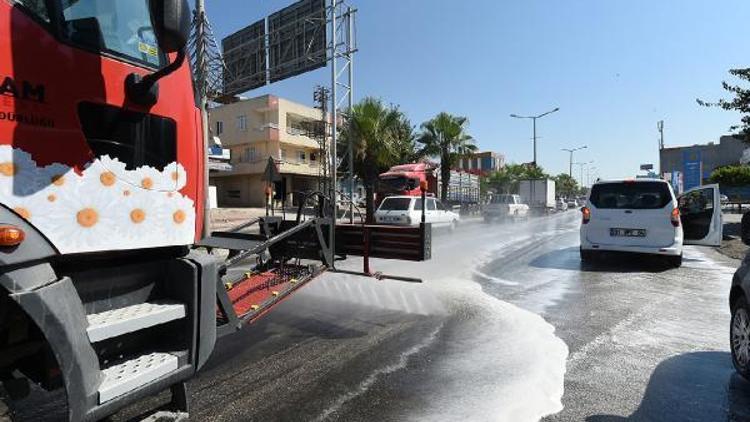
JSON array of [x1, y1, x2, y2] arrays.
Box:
[[678, 184, 723, 246]]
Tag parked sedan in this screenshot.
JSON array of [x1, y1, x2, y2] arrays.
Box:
[[375, 195, 459, 229]]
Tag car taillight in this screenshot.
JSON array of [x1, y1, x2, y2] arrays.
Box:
[[671, 208, 680, 227], [581, 207, 591, 224]]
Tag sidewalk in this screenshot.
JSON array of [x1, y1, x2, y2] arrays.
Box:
[[719, 212, 747, 260]]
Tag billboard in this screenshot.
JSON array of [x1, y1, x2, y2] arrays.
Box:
[[220, 0, 327, 96], [268, 0, 327, 83], [682, 149, 702, 191], [222, 19, 266, 96]]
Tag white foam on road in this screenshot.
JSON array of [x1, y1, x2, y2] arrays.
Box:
[[307, 214, 573, 421]]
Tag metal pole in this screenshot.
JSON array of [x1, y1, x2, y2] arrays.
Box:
[[329, 0, 337, 267], [569, 150, 573, 177], [195, 0, 211, 239], [347, 7, 354, 223], [532, 117, 537, 166]]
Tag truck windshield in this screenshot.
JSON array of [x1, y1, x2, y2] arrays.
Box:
[[380, 176, 418, 191], [59, 0, 164, 68], [589, 182, 672, 209], [379, 197, 413, 211]]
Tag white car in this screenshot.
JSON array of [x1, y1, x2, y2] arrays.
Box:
[[375, 195, 460, 229], [556, 198, 569, 211], [484, 194, 530, 222], [579, 179, 723, 267]]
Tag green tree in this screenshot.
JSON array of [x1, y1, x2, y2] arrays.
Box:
[[339, 97, 410, 222], [554, 173, 579, 197], [485, 163, 549, 194], [391, 114, 420, 164], [708, 165, 750, 186], [697, 68, 750, 142], [417, 113, 477, 201]]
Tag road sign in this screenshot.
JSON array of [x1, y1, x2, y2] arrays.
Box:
[[640, 163, 654, 171], [262, 156, 281, 182]]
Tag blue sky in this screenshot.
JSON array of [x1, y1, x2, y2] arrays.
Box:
[[206, 0, 749, 181]]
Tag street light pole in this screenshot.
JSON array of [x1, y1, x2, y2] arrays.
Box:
[[510, 107, 559, 167], [561, 145, 587, 177], [573, 161, 594, 187]]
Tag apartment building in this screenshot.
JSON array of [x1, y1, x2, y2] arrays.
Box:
[[457, 151, 505, 174], [209, 95, 325, 207]]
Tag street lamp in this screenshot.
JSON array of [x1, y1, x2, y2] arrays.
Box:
[[510, 107, 559, 166], [573, 160, 594, 187], [561, 145, 587, 177]]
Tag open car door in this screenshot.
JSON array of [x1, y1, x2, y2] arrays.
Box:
[[678, 184, 723, 246]]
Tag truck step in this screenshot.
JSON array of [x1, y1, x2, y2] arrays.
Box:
[[98, 352, 178, 403], [87, 302, 186, 343]]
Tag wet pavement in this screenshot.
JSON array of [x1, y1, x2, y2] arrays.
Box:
[[111, 212, 747, 421]]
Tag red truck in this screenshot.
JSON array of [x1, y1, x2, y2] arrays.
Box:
[[0, 2, 430, 421], [378, 163, 480, 209]]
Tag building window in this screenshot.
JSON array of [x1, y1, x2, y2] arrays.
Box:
[[236, 115, 247, 131], [243, 146, 256, 162], [227, 190, 241, 199], [280, 148, 288, 161], [309, 151, 317, 162], [297, 150, 306, 163], [215, 121, 223, 135]]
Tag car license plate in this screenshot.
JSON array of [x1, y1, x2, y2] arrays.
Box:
[[610, 228, 646, 237]]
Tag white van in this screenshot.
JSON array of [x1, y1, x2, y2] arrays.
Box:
[[580, 179, 722, 267]]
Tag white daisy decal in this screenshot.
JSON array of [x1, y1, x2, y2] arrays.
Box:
[[161, 193, 196, 244], [132, 165, 167, 191], [162, 162, 187, 191], [116, 191, 167, 246], [42, 162, 79, 193], [0, 144, 41, 195], [2, 191, 52, 224], [41, 183, 118, 253], [81, 160, 125, 191]]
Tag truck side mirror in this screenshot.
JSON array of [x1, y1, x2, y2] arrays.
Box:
[[149, 0, 191, 53], [126, 0, 191, 105]]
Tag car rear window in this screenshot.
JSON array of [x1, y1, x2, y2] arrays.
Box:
[[379, 197, 412, 211], [589, 182, 672, 209], [492, 195, 514, 204]]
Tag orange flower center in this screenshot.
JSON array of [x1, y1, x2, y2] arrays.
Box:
[[76, 208, 98, 228], [173, 210, 186, 224], [100, 171, 116, 187], [171, 171, 179, 181], [13, 206, 30, 220], [141, 177, 154, 189], [130, 208, 146, 224], [47, 194, 56, 202], [0, 162, 17, 177], [51, 174, 65, 186]]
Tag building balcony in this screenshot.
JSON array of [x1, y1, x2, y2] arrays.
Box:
[[211, 158, 321, 178]]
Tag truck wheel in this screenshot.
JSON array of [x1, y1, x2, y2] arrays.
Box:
[[742, 212, 750, 245], [731, 296, 750, 381], [0, 385, 13, 422]]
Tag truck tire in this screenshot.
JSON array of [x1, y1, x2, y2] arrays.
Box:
[[0, 386, 13, 422], [742, 212, 750, 245]]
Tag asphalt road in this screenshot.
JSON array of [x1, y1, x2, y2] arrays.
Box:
[[112, 211, 746, 422]]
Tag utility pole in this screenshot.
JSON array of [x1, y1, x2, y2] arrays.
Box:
[[561, 145, 587, 177], [657, 120, 664, 174], [510, 107, 560, 166]]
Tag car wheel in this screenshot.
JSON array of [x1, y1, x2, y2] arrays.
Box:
[[580, 248, 595, 262], [742, 212, 750, 245], [731, 297, 750, 380], [667, 254, 682, 268]]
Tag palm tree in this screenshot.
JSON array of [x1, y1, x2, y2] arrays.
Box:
[[339, 97, 405, 222], [417, 113, 477, 202]]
